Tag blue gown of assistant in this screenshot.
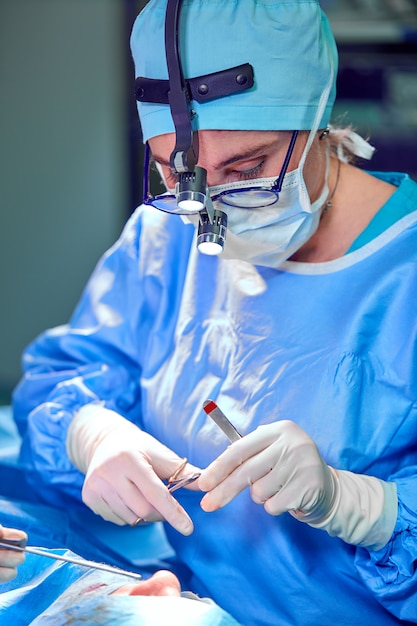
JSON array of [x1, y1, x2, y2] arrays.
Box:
[[13, 172, 417, 625]]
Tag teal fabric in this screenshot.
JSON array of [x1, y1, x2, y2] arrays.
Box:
[[131, 0, 338, 141], [14, 172, 417, 625], [347, 171, 417, 253]]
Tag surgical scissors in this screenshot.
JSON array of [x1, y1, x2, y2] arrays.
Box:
[[167, 473, 201, 492], [166, 458, 201, 492], [131, 460, 200, 527]]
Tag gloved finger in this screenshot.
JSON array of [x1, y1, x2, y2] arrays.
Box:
[[200, 422, 315, 512], [132, 437, 202, 494], [83, 455, 193, 532], [0, 525, 27, 582], [84, 480, 163, 526], [200, 447, 279, 512], [82, 444, 166, 520], [0, 566, 19, 583], [0, 525, 28, 544], [138, 432, 200, 481], [238, 450, 304, 514], [129, 463, 195, 535], [85, 474, 194, 532], [248, 439, 303, 506], [0, 549, 26, 569], [0, 526, 27, 570], [199, 423, 282, 492], [262, 454, 335, 517], [85, 493, 137, 526], [101, 451, 194, 534]]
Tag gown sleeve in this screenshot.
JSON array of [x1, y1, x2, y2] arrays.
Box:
[[12, 207, 171, 507], [354, 468, 417, 622]]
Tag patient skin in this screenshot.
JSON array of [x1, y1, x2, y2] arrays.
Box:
[[111, 570, 182, 597]]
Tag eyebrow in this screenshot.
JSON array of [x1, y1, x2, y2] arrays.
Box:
[[151, 139, 280, 171], [216, 142, 279, 169]]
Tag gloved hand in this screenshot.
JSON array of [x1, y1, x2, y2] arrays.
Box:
[[199, 420, 397, 550], [0, 525, 27, 582], [66, 404, 200, 535]]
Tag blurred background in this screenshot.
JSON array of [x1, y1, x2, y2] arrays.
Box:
[[1, 0, 416, 403]]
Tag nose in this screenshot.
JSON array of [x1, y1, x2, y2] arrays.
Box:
[[111, 569, 181, 597]]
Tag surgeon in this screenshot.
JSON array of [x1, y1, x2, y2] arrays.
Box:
[[13, 0, 417, 624]]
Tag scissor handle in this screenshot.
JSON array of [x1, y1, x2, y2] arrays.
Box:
[[0, 537, 27, 550]]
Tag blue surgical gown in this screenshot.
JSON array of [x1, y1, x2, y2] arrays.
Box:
[[13, 172, 417, 625]]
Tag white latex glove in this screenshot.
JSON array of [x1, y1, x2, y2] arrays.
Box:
[[199, 420, 397, 550], [66, 405, 201, 535], [0, 525, 27, 582]]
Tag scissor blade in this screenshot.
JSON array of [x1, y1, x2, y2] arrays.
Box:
[[168, 472, 201, 493], [203, 400, 242, 443], [0, 540, 142, 580]]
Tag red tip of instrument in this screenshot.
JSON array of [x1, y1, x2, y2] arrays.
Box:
[[203, 399, 217, 414]]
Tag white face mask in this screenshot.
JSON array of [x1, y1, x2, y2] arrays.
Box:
[[215, 155, 329, 267], [182, 149, 329, 268]]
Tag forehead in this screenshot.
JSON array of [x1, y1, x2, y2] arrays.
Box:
[[148, 130, 292, 163]]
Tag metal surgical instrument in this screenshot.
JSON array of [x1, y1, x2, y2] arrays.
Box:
[[203, 399, 243, 443], [0, 537, 143, 580], [131, 463, 201, 528], [167, 472, 201, 492]]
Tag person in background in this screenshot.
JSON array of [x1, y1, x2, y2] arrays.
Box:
[[13, 0, 417, 624]]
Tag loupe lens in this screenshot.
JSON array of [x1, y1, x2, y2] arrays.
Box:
[[220, 189, 278, 208]]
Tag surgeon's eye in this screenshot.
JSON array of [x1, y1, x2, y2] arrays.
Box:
[[234, 160, 265, 181]]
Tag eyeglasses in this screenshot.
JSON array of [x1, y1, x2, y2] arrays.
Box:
[[142, 130, 299, 214]]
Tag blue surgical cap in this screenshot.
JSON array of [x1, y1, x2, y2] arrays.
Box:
[[130, 0, 338, 142]]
